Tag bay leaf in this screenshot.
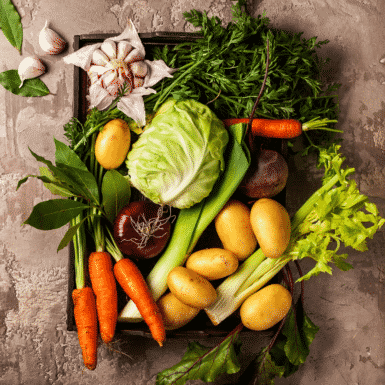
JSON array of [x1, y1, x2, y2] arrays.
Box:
[[54, 138, 89, 171], [0, 69, 49, 97], [23, 198, 89, 230], [102, 170, 131, 223], [0, 0, 22, 53]]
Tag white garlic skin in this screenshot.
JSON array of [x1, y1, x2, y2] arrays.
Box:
[[18, 56, 46, 88], [39, 21, 66, 55]]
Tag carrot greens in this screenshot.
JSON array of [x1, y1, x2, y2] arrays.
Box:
[[147, 0, 339, 152]]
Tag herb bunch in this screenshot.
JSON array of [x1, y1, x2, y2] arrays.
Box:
[[145, 0, 339, 151]]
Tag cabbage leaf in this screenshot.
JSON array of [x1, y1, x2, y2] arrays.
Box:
[[126, 98, 229, 208]]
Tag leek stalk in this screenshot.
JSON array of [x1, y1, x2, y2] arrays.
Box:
[[118, 123, 250, 322]]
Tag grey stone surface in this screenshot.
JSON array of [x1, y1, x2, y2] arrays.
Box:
[[1, 0, 385, 384]]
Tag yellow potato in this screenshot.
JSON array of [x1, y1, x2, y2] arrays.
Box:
[[186, 248, 239, 280], [167, 266, 217, 308], [95, 118, 131, 169], [157, 292, 200, 330], [240, 284, 292, 331], [250, 198, 291, 259], [215, 200, 257, 260]]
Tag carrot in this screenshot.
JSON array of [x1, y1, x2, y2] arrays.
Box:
[[113, 258, 166, 347], [222, 117, 340, 139], [72, 287, 98, 370], [89, 251, 118, 344]]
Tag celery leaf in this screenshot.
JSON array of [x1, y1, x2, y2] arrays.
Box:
[[288, 144, 385, 282]]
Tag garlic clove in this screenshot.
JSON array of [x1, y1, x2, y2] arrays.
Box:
[[39, 21, 66, 55], [100, 40, 117, 60], [92, 49, 110, 66], [117, 41, 133, 61], [124, 48, 144, 64], [100, 70, 117, 88], [133, 77, 144, 88], [18, 56, 46, 88], [130, 60, 148, 78], [106, 76, 125, 98], [89, 65, 110, 76], [87, 69, 100, 85], [119, 67, 133, 95]]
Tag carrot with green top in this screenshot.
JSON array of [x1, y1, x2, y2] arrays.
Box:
[[105, 228, 166, 347], [222, 39, 341, 140], [87, 133, 118, 345], [88, 251, 118, 344], [72, 287, 98, 370], [113, 257, 166, 346], [71, 211, 98, 370], [222, 117, 341, 139]]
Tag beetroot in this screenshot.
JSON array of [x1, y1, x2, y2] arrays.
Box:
[[238, 149, 288, 199]]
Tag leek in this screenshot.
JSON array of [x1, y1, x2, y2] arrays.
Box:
[[118, 123, 251, 322], [205, 144, 385, 325]]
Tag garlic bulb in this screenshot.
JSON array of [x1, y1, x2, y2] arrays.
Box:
[[88, 39, 148, 97], [18, 56, 46, 88], [39, 21, 66, 55]]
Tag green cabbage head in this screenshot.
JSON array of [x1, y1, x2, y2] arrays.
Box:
[[126, 98, 229, 209]]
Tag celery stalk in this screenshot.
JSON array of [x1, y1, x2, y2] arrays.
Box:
[[118, 123, 250, 322], [206, 255, 289, 325], [204, 147, 385, 325]]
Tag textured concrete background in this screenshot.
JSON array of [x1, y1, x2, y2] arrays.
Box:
[[1, 0, 385, 384]]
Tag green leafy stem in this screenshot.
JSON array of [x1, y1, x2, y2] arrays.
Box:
[[16, 136, 131, 254]]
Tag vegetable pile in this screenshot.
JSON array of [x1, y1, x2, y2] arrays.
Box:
[[16, 0, 385, 384]]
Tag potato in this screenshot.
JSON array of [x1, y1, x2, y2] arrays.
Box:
[[167, 266, 217, 308], [95, 118, 131, 169], [215, 200, 257, 260], [157, 292, 200, 330], [186, 248, 239, 280], [240, 284, 292, 331], [250, 198, 291, 259]]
